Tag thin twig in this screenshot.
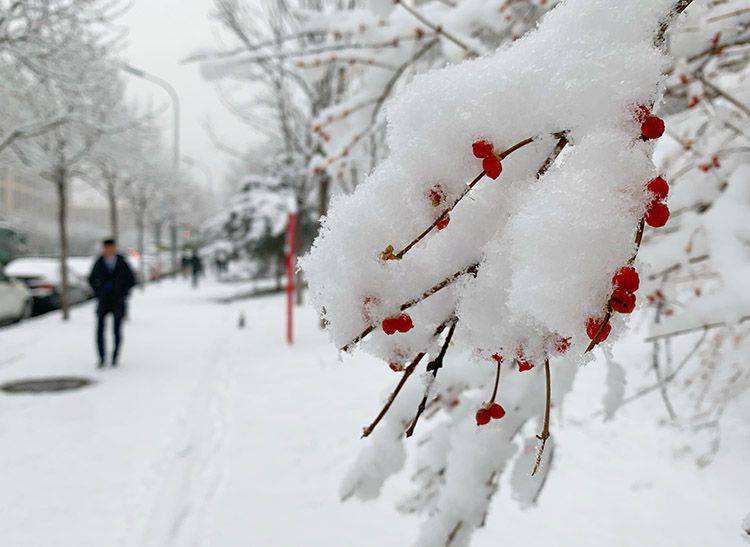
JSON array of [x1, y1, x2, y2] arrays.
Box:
[[391, 135, 540, 260], [531, 357, 551, 476], [489, 360, 501, 403], [536, 133, 568, 178], [405, 319, 458, 437], [446, 521, 463, 545], [361, 352, 426, 438], [340, 263, 478, 352], [697, 74, 750, 117], [600, 327, 708, 415], [644, 315, 750, 342], [360, 320, 453, 437], [394, 0, 479, 56]]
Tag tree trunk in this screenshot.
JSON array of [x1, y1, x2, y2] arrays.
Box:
[[55, 167, 70, 321], [170, 222, 178, 276], [153, 221, 163, 281], [318, 172, 330, 219], [107, 180, 118, 241], [137, 214, 146, 290]]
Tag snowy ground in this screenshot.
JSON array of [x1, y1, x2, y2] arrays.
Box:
[[0, 279, 746, 546]]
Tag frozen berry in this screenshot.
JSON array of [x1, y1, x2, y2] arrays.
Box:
[[436, 215, 450, 230], [472, 140, 494, 159], [491, 353, 503, 363], [382, 313, 412, 335], [554, 336, 571, 354], [382, 317, 400, 335], [612, 266, 639, 293], [586, 317, 612, 343], [518, 359, 534, 372], [711, 154, 720, 168], [610, 288, 636, 314], [645, 200, 670, 228], [429, 185, 445, 207], [488, 402, 505, 420], [646, 177, 669, 200], [641, 115, 665, 140], [396, 313, 414, 332], [688, 96, 700, 108], [476, 408, 491, 426], [482, 155, 502, 179], [389, 362, 404, 372]]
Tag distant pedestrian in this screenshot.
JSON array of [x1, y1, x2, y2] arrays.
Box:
[[191, 254, 203, 288], [88, 239, 136, 368]]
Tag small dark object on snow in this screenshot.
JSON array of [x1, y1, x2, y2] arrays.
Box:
[[238, 312, 246, 329], [1, 376, 94, 394]]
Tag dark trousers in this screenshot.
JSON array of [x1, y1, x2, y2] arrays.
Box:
[[96, 301, 125, 363]]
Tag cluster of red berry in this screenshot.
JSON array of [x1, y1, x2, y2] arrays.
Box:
[[698, 155, 720, 173], [585, 265, 640, 344], [382, 313, 414, 335], [475, 402, 506, 426], [645, 176, 670, 228], [472, 140, 503, 179]]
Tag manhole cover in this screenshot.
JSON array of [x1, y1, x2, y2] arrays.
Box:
[[1, 377, 94, 394]]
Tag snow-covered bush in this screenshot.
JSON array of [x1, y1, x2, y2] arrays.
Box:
[[302, 1, 702, 545]]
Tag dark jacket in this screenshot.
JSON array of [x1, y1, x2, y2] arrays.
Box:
[[88, 254, 137, 307]]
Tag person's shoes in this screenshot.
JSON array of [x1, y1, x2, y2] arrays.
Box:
[[111, 355, 118, 367], [97, 360, 105, 369]]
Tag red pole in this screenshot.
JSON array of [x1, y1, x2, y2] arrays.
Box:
[[285, 211, 297, 345]]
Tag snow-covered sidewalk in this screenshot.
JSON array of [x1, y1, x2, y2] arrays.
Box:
[[0, 280, 746, 546]]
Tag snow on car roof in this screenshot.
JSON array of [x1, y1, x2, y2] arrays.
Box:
[[5, 257, 90, 283]]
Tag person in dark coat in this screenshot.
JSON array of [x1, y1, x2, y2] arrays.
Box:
[[88, 239, 136, 367]]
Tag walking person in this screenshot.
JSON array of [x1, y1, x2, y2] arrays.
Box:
[[191, 253, 203, 288], [88, 239, 136, 368]]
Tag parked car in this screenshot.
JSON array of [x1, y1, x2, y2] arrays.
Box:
[[0, 267, 32, 324], [4, 257, 92, 315]]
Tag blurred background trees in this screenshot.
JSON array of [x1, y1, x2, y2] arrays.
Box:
[[0, 0, 213, 319]]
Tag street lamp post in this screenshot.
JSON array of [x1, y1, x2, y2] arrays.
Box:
[[119, 62, 181, 275]]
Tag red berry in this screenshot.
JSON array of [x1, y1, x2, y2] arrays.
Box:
[[518, 359, 534, 372], [488, 402, 505, 420], [389, 362, 404, 372], [586, 317, 612, 343], [641, 115, 665, 139], [554, 336, 571, 354], [688, 96, 700, 108], [482, 155, 502, 179], [396, 313, 414, 333], [491, 353, 503, 363], [610, 288, 636, 314], [646, 177, 669, 200], [612, 266, 639, 293], [711, 154, 720, 168], [475, 408, 491, 426], [472, 140, 494, 159], [381, 317, 399, 335], [436, 215, 450, 230], [645, 200, 670, 228]]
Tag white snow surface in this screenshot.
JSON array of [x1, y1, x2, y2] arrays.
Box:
[[0, 279, 746, 546]]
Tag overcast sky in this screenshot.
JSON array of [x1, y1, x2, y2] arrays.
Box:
[[120, 0, 250, 194]]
